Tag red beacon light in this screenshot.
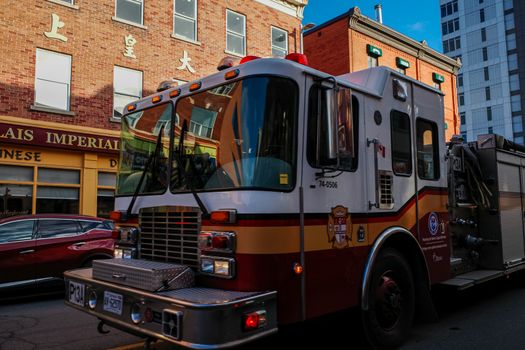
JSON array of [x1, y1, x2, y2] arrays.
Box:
[[239, 55, 261, 64], [285, 53, 309, 66]]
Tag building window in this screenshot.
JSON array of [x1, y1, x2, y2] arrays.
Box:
[[115, 0, 143, 25], [174, 0, 197, 41], [97, 172, 116, 218], [36, 168, 80, 214], [505, 13, 515, 30], [510, 74, 520, 92], [487, 106, 492, 121], [441, 0, 458, 18], [189, 107, 217, 138], [488, 126, 493, 134], [113, 66, 142, 119], [416, 119, 439, 180], [443, 36, 461, 53], [504, 0, 514, 11], [391, 110, 412, 176], [482, 47, 488, 61], [442, 18, 460, 35], [513, 116, 523, 134], [271, 27, 288, 58], [460, 112, 466, 125], [511, 95, 521, 113], [485, 86, 491, 100], [459, 93, 465, 106], [508, 53, 518, 71], [481, 27, 486, 42], [458, 74, 463, 87], [35, 49, 71, 111], [226, 10, 246, 56], [480, 9, 485, 23], [484, 67, 489, 81], [368, 56, 378, 68], [0, 165, 34, 217], [507, 33, 516, 50], [461, 131, 467, 141]]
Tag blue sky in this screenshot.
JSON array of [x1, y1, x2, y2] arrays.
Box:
[[303, 0, 443, 53]]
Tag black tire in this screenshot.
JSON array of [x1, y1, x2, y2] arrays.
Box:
[[362, 248, 415, 349]]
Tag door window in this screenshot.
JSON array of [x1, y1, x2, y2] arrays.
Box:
[[37, 220, 80, 239], [416, 119, 440, 180], [0, 220, 35, 243], [390, 110, 412, 176]]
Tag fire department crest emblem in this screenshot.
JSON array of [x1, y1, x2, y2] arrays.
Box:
[[328, 205, 351, 249]]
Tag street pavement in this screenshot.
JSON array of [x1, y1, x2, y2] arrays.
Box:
[[1, 276, 525, 350]]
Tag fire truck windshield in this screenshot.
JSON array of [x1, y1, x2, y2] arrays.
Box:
[[117, 103, 172, 196], [171, 76, 298, 192]]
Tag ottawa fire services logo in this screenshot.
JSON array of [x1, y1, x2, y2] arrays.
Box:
[[428, 212, 439, 236], [327, 205, 351, 249]]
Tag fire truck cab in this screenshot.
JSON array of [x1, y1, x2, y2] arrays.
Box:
[[65, 56, 450, 348]]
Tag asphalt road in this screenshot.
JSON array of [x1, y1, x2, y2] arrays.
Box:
[[1, 276, 525, 350]]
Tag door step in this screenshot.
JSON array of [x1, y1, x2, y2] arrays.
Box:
[[440, 264, 525, 290]]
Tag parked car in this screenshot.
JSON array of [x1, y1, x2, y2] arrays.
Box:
[[0, 214, 116, 295]]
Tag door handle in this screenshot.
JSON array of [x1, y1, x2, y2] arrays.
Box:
[[72, 242, 86, 247], [19, 249, 35, 254]]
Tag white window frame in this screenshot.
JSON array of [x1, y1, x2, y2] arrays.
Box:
[[34, 49, 72, 112], [368, 56, 378, 68], [271, 26, 288, 58], [115, 0, 144, 25], [226, 9, 246, 56], [113, 66, 143, 120], [173, 0, 197, 42]]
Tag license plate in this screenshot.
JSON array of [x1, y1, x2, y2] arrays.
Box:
[[68, 281, 85, 307], [103, 291, 123, 315]]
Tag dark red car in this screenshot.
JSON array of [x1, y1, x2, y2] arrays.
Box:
[[0, 214, 116, 294]]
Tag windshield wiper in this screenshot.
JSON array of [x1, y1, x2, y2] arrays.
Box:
[[126, 124, 165, 217], [178, 120, 209, 217]]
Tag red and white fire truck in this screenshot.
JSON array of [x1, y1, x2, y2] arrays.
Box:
[[65, 54, 525, 349]]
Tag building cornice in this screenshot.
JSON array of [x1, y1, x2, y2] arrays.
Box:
[[254, 0, 308, 19], [305, 7, 461, 74], [348, 7, 461, 74]]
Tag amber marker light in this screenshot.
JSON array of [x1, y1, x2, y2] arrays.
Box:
[[224, 69, 240, 80], [293, 262, 303, 275], [152, 95, 163, 103], [127, 104, 137, 112], [189, 82, 202, 91], [169, 89, 181, 98], [210, 210, 237, 224]]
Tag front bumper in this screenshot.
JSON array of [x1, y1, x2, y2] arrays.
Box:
[[64, 268, 277, 349]]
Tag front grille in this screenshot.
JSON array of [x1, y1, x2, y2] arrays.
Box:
[[139, 206, 200, 268]]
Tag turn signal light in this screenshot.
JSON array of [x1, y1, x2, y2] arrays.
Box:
[[189, 82, 202, 91], [224, 69, 240, 80], [109, 211, 122, 221], [169, 89, 181, 98], [198, 231, 236, 253], [285, 53, 309, 66], [240, 55, 261, 64], [210, 209, 237, 224], [152, 95, 163, 103], [293, 262, 303, 275], [242, 310, 267, 331], [127, 104, 137, 112]]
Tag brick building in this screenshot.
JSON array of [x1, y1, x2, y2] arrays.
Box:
[[304, 7, 461, 140], [0, 0, 307, 218]]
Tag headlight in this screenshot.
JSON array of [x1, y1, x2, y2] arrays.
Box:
[[198, 231, 236, 253], [199, 256, 235, 278], [114, 248, 123, 258]]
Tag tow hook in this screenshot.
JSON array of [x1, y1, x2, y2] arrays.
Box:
[[97, 320, 110, 334]]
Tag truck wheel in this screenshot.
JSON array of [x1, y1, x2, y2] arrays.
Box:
[[362, 248, 415, 349]]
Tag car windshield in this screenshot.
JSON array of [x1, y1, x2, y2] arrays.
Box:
[[171, 76, 298, 192], [117, 103, 172, 195]]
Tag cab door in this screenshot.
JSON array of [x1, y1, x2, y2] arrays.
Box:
[[0, 219, 36, 286], [34, 219, 83, 280], [302, 80, 367, 318]]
